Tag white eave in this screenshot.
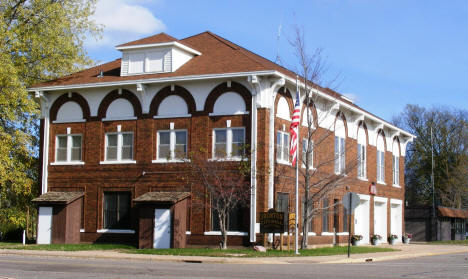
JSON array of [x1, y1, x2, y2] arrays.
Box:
[[115, 41, 202, 56]]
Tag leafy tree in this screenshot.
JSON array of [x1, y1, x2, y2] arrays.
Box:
[[0, 0, 100, 238], [393, 105, 468, 209]]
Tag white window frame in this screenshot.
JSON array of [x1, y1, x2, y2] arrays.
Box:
[[302, 138, 314, 169], [393, 155, 400, 186], [52, 134, 84, 165], [154, 129, 188, 162], [377, 150, 385, 184], [101, 132, 136, 164], [212, 127, 245, 160], [276, 130, 290, 165], [357, 143, 367, 180], [334, 136, 346, 174]]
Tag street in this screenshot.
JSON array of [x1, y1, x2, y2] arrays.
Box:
[[0, 252, 467, 279]]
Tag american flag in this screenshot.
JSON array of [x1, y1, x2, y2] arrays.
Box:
[[290, 85, 301, 167]]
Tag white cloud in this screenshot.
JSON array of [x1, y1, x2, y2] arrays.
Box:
[[87, 0, 166, 48]]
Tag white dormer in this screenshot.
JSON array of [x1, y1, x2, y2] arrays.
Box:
[[116, 36, 201, 76]]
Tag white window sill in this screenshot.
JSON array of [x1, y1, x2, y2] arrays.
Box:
[[80, 229, 85, 233], [209, 157, 247, 162], [204, 231, 248, 236], [321, 232, 334, 236], [209, 112, 249, 116], [102, 117, 137, 122], [302, 165, 316, 170], [97, 229, 135, 234], [299, 232, 317, 236], [53, 119, 86, 124], [186, 231, 191, 235], [392, 184, 401, 188], [51, 161, 85, 166], [153, 114, 191, 119], [336, 232, 349, 236], [276, 160, 291, 166], [100, 160, 137, 165], [357, 177, 368, 181], [276, 115, 292, 121], [377, 181, 386, 185], [152, 159, 188, 163]]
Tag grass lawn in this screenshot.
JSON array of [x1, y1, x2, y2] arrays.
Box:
[[0, 242, 135, 251], [129, 246, 398, 257], [422, 239, 468, 246]]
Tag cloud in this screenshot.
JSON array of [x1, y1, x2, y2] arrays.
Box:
[[87, 0, 166, 48]]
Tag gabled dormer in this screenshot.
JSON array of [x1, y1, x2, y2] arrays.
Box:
[[116, 33, 201, 76]]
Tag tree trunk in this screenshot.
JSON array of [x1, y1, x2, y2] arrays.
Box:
[[219, 212, 228, 249]]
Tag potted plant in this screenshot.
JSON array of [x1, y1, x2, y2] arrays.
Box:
[[403, 233, 412, 244], [351, 234, 363, 246], [371, 234, 382, 245], [388, 234, 398, 245]]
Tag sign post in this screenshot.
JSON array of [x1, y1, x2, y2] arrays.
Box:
[[343, 192, 360, 258]]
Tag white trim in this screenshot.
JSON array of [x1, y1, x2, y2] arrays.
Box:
[[51, 161, 85, 166], [276, 160, 292, 166], [97, 229, 135, 234], [152, 159, 187, 163], [390, 198, 403, 205], [212, 127, 246, 160], [321, 232, 334, 236], [156, 129, 188, 161], [116, 41, 202, 56], [203, 231, 248, 236], [54, 134, 83, 164], [209, 111, 250, 116], [377, 181, 387, 185], [308, 232, 317, 236], [392, 184, 401, 188], [53, 119, 86, 124], [374, 196, 388, 203], [153, 114, 191, 119], [100, 160, 136, 165], [186, 231, 191, 235], [336, 232, 349, 236], [358, 194, 370, 201], [357, 177, 368, 182], [102, 116, 137, 122], [80, 229, 84, 233]]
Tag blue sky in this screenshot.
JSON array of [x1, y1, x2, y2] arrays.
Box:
[[86, 0, 468, 122]]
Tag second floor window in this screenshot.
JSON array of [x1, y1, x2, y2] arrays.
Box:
[[55, 134, 82, 162], [213, 127, 245, 159], [334, 136, 345, 174], [357, 143, 366, 179], [276, 131, 289, 163], [157, 130, 187, 160], [105, 132, 133, 161], [393, 155, 399, 185], [377, 150, 385, 183], [302, 138, 313, 168]]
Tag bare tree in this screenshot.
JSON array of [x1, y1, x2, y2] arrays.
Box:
[[288, 26, 358, 249], [185, 148, 251, 249]]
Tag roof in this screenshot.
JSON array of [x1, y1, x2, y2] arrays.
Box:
[[32, 191, 84, 205], [116, 32, 179, 47], [437, 206, 468, 219], [133, 192, 190, 203]]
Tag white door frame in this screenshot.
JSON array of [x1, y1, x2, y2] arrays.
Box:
[[390, 199, 403, 242], [37, 206, 53, 244], [154, 208, 171, 249], [374, 196, 388, 242], [355, 194, 370, 244]]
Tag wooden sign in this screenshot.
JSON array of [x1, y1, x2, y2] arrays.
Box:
[[260, 209, 284, 233], [288, 213, 296, 231]]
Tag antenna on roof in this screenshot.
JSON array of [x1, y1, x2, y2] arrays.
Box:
[[97, 70, 104, 78], [275, 13, 284, 65]]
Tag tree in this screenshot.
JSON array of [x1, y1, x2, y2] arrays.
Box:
[[0, 0, 100, 237], [186, 148, 251, 249], [393, 105, 468, 209], [288, 27, 357, 249]]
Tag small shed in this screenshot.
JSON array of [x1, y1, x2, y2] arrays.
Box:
[[32, 192, 83, 244], [134, 192, 190, 249]]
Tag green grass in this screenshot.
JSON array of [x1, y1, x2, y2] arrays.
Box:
[[0, 242, 135, 251], [128, 246, 397, 257], [423, 239, 468, 246]]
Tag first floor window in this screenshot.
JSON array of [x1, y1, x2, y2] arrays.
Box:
[[105, 132, 133, 161], [322, 199, 329, 232], [334, 136, 345, 174], [211, 201, 244, 231], [393, 155, 399, 185], [276, 131, 289, 163], [377, 150, 385, 183], [276, 193, 289, 230], [213, 128, 245, 159], [357, 143, 366, 178], [55, 134, 82, 162], [157, 130, 187, 160], [302, 198, 314, 231], [302, 138, 314, 168], [103, 192, 130, 229], [342, 206, 349, 232]]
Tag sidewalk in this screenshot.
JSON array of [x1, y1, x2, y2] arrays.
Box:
[[1, 243, 468, 264]]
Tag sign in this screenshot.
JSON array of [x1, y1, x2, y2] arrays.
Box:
[[260, 209, 284, 233], [369, 182, 377, 195], [288, 213, 296, 231], [342, 192, 360, 213]]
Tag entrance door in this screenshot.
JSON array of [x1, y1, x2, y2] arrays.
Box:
[[154, 209, 171, 249], [374, 199, 387, 241], [37, 207, 53, 244], [354, 196, 370, 244], [390, 202, 402, 242]]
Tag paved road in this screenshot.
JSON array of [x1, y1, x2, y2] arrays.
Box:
[[0, 252, 467, 279]]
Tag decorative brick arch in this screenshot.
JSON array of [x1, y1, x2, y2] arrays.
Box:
[[356, 121, 369, 145], [50, 92, 91, 122], [149, 85, 196, 116], [334, 111, 348, 137], [274, 87, 294, 116], [97, 89, 142, 120], [204, 81, 251, 113]]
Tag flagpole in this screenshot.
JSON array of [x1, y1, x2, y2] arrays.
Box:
[[295, 75, 300, 255]]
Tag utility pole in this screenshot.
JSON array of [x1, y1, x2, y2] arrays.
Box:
[[431, 126, 437, 240]]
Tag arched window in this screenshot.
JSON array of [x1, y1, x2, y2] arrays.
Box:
[[357, 124, 367, 179], [392, 138, 400, 186], [276, 97, 290, 120], [334, 117, 346, 174], [376, 132, 385, 183], [302, 107, 314, 127], [157, 95, 189, 117], [105, 98, 135, 120], [55, 101, 84, 123], [212, 92, 247, 115]]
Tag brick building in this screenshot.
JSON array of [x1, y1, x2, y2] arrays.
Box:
[[30, 31, 414, 248]]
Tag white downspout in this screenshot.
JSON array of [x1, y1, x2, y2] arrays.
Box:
[[36, 91, 50, 194], [248, 75, 259, 243]]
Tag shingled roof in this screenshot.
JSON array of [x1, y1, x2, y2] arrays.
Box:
[[32, 191, 84, 205], [133, 192, 190, 203], [116, 32, 179, 47], [438, 206, 468, 219]]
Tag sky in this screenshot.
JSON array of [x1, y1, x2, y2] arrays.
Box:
[[85, 0, 468, 122]]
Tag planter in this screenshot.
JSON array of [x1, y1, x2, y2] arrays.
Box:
[[403, 237, 411, 244], [371, 239, 380, 245], [352, 239, 361, 246], [388, 238, 396, 245]]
